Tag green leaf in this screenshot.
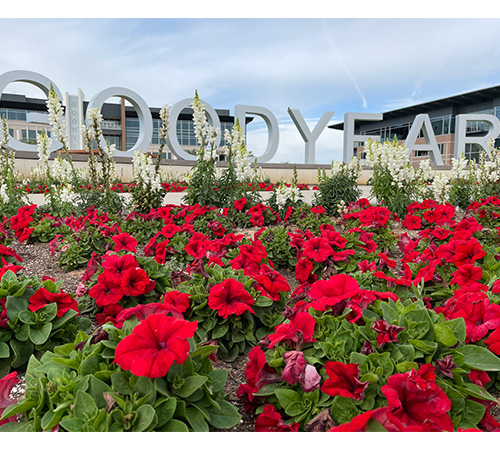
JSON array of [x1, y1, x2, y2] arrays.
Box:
[[462, 345, 500, 371], [211, 324, 229, 339], [10, 339, 34, 368], [459, 399, 486, 429], [176, 375, 208, 398], [208, 369, 227, 392], [189, 345, 218, 359], [88, 375, 112, 410], [155, 398, 177, 428], [365, 418, 388, 432], [434, 323, 457, 347], [275, 389, 301, 410], [5, 296, 28, 321], [206, 400, 241, 429], [73, 390, 98, 419], [133, 404, 156, 432], [446, 318, 466, 343], [59, 418, 84, 432], [0, 342, 9, 358], [29, 323, 52, 346], [455, 382, 498, 402], [285, 401, 306, 417], [185, 407, 209, 432], [41, 409, 65, 431], [159, 419, 189, 432]]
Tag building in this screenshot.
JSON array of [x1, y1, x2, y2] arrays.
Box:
[[329, 85, 500, 165], [0, 93, 241, 159]]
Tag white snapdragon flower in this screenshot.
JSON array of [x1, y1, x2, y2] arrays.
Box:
[[132, 150, 162, 192], [36, 130, 51, 167], [52, 156, 73, 184], [431, 173, 450, 204], [0, 184, 8, 203], [451, 155, 469, 179], [59, 185, 79, 204], [87, 107, 103, 128], [159, 104, 170, 142], [46, 86, 69, 149]]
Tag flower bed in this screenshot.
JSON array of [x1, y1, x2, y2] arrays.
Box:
[[1, 194, 500, 432]]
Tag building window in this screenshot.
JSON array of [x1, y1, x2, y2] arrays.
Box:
[[465, 144, 481, 163], [438, 143, 444, 154], [103, 134, 121, 151]]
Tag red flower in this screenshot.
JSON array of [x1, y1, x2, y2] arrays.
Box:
[[0, 371, 18, 426], [268, 312, 316, 348], [295, 258, 314, 283], [358, 260, 376, 273], [321, 361, 369, 401], [208, 278, 255, 319], [111, 233, 138, 253], [28, 287, 78, 317], [308, 274, 360, 312], [254, 265, 290, 301], [302, 237, 334, 263], [234, 198, 247, 211], [372, 319, 404, 347], [102, 254, 139, 279], [121, 267, 155, 297], [381, 364, 453, 431], [281, 351, 307, 385], [402, 214, 422, 230], [162, 290, 191, 315], [237, 346, 282, 402], [451, 239, 486, 267], [255, 405, 299, 432], [450, 264, 483, 287], [485, 328, 500, 355], [89, 271, 124, 307], [114, 314, 197, 378]]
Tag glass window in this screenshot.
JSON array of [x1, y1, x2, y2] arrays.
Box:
[[465, 143, 481, 163], [104, 135, 121, 151], [431, 118, 443, 136], [443, 116, 450, 134]]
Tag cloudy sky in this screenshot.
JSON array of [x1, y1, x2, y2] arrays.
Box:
[[2, 7, 500, 164]]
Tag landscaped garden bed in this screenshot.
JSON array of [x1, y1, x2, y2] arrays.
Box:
[[1, 90, 500, 432]]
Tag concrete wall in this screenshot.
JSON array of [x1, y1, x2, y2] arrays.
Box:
[[13, 153, 453, 186]]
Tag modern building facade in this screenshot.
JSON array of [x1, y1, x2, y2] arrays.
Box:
[[329, 85, 500, 165], [0, 93, 239, 159]]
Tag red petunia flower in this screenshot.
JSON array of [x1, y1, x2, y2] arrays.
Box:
[[89, 271, 124, 307], [254, 265, 290, 301], [111, 233, 138, 253], [233, 198, 247, 211], [321, 361, 369, 401], [236, 346, 282, 402], [114, 314, 197, 378], [121, 267, 155, 297], [255, 405, 299, 432], [162, 290, 191, 315], [372, 319, 404, 347], [268, 312, 316, 348], [402, 214, 422, 230], [102, 253, 139, 279], [302, 237, 334, 263], [308, 274, 360, 312], [450, 264, 483, 287], [0, 371, 18, 426], [485, 328, 500, 355], [28, 287, 79, 317], [451, 239, 486, 267], [381, 364, 453, 431], [208, 278, 255, 319], [295, 258, 314, 284]]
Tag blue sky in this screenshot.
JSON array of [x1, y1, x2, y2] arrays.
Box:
[[2, 13, 500, 163]]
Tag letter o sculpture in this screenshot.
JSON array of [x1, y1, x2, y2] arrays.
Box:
[[86, 87, 153, 157], [167, 97, 222, 161], [0, 70, 64, 153]]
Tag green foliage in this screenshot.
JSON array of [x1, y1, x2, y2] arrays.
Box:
[[315, 169, 361, 217], [448, 178, 473, 211], [0, 270, 90, 378], [177, 264, 285, 361], [259, 226, 297, 268], [0, 325, 241, 432]]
